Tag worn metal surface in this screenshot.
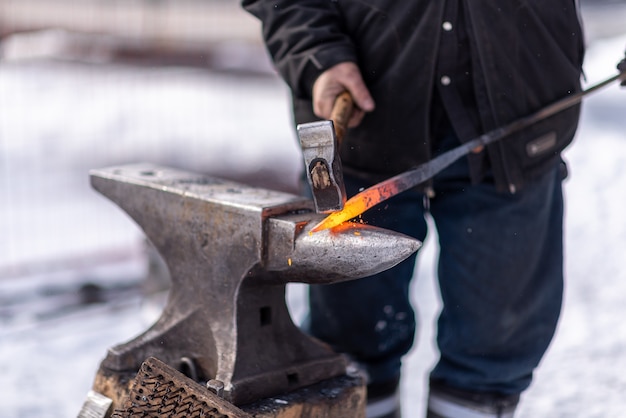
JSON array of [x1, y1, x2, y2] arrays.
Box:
[[89, 163, 420, 406], [265, 212, 420, 283], [111, 357, 250, 418]]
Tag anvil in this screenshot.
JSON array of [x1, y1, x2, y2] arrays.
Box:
[[88, 163, 421, 406]]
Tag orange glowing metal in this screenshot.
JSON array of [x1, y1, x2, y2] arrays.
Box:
[[311, 180, 403, 232]]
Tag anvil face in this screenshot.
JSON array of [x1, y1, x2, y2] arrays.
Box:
[[89, 164, 421, 405]]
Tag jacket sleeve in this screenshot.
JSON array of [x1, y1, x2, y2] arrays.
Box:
[[241, 0, 358, 98]]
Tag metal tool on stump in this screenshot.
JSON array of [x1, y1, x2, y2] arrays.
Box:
[[84, 163, 420, 415], [298, 91, 353, 213]]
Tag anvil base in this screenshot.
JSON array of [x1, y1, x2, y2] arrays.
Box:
[[89, 357, 365, 418]]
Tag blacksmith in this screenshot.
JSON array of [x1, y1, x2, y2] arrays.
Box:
[[242, 1, 585, 417]]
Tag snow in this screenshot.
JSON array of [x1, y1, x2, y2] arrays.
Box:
[[514, 34, 626, 417], [0, 29, 625, 418]]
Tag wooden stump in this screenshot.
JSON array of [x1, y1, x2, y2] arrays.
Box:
[[91, 357, 365, 418]]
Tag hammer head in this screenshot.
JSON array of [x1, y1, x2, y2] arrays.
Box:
[[297, 120, 347, 213]]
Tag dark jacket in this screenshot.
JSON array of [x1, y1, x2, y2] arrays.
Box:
[[242, 0, 585, 193]]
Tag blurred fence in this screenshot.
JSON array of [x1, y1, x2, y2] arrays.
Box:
[[0, 0, 265, 68], [0, 0, 259, 43], [1, 0, 625, 55]]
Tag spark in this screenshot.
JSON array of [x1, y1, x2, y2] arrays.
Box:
[[310, 180, 402, 232]]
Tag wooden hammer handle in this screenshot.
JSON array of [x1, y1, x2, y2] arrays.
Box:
[[330, 91, 354, 144]]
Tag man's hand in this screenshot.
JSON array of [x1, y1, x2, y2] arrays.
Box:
[[312, 62, 375, 127]]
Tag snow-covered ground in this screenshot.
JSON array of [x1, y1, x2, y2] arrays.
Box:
[[1, 27, 625, 418]]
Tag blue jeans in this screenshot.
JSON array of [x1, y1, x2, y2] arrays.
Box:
[[307, 135, 564, 396]]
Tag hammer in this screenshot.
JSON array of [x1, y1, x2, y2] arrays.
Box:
[[297, 92, 354, 213]]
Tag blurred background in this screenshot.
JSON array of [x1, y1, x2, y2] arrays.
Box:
[[1, 1, 625, 417]]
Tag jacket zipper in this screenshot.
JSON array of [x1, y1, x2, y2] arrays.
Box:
[[464, 4, 517, 194]]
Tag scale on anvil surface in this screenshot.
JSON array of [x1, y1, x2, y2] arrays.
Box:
[[78, 163, 421, 417]]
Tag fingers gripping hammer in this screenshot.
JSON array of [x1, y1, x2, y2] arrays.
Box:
[[297, 92, 354, 213]]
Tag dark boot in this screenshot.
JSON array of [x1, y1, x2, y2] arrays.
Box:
[[427, 381, 519, 418], [366, 376, 402, 418]]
